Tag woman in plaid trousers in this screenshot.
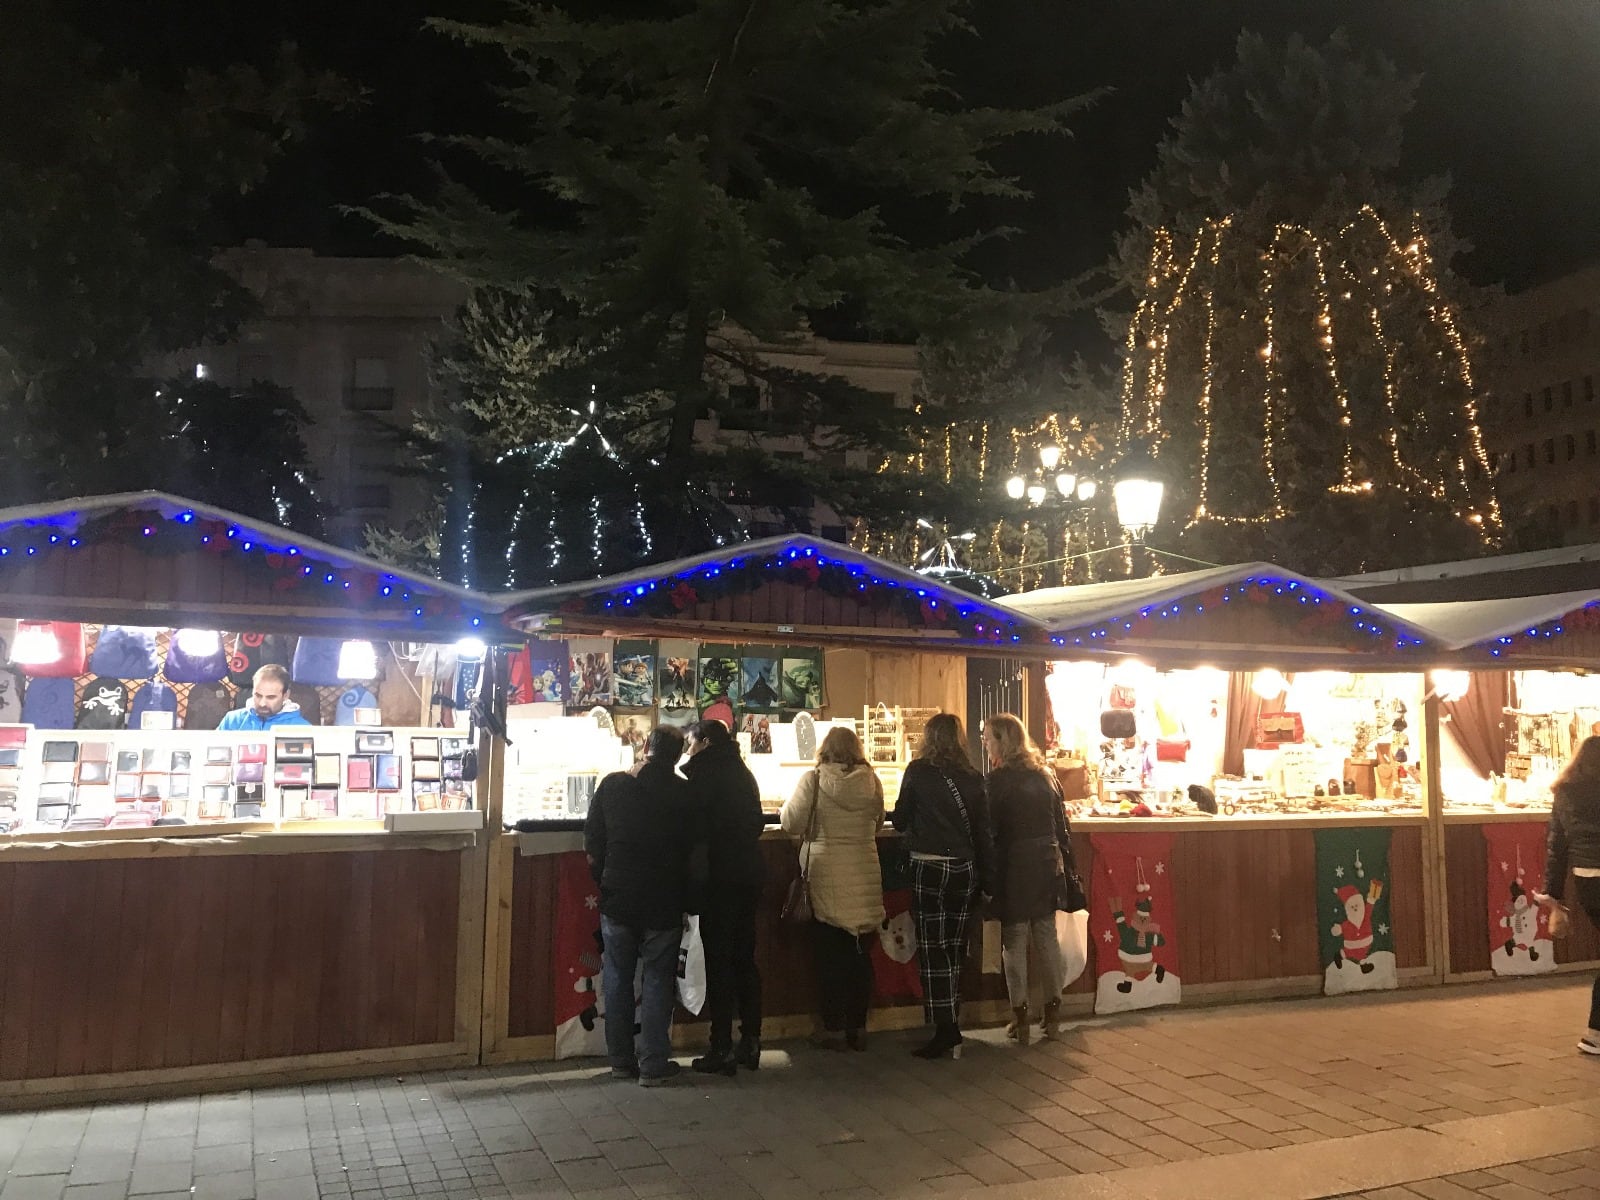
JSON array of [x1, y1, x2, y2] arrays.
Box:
[[891, 714, 993, 1060]]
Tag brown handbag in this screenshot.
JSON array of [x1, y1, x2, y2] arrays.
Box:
[[781, 772, 821, 927]]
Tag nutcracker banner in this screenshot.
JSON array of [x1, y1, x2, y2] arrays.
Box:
[[1090, 832, 1181, 1015], [552, 851, 608, 1059], [871, 889, 923, 1004], [1314, 827, 1397, 995], [1484, 822, 1556, 977]]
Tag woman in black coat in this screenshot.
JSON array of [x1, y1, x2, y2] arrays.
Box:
[[891, 713, 993, 1060], [1539, 735, 1600, 1054], [984, 713, 1075, 1046]]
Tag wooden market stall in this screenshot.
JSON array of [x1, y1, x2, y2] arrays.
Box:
[[482, 535, 1048, 1063], [1372, 589, 1600, 982], [998, 564, 1451, 1011], [0, 493, 500, 1106]]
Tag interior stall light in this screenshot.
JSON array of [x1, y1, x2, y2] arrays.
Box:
[[455, 636, 488, 663], [1434, 670, 1471, 704], [10, 621, 61, 666], [1109, 658, 1157, 686], [1252, 668, 1288, 700], [336, 639, 379, 680], [174, 628, 223, 659]]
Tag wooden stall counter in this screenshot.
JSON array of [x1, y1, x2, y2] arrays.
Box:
[[0, 827, 487, 1108]]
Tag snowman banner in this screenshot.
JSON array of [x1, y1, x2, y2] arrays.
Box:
[[1484, 823, 1556, 977], [552, 851, 609, 1059], [1090, 832, 1181, 1015], [870, 888, 923, 1004], [1314, 827, 1397, 995]]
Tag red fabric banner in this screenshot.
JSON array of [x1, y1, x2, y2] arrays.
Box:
[[870, 888, 923, 1003], [551, 850, 607, 1057], [1483, 822, 1556, 977], [1090, 831, 1181, 1014]]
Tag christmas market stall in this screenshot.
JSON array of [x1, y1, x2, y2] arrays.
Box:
[[997, 563, 1452, 1012], [1369, 589, 1600, 982], [480, 534, 1048, 1063], [0, 493, 502, 1105]]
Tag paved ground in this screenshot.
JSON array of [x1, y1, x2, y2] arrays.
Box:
[[2, 977, 1599, 1200]]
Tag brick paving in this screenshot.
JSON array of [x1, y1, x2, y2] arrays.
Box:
[[1, 976, 1599, 1199]]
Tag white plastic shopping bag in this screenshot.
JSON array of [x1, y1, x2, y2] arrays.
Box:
[[676, 914, 708, 1014], [1056, 908, 1090, 988]]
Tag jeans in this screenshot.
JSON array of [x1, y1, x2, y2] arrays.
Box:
[[1001, 916, 1065, 1009], [1577, 877, 1600, 1031], [811, 920, 874, 1033], [701, 884, 763, 1053], [600, 915, 681, 1077]]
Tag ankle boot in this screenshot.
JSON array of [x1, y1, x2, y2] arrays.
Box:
[[912, 1021, 963, 1060], [1040, 999, 1061, 1040], [735, 1035, 761, 1070], [1012, 1005, 1031, 1047]]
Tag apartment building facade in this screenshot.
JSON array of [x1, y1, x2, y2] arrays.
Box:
[[1480, 263, 1600, 545]]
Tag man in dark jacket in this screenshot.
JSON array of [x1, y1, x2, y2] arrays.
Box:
[[682, 719, 766, 1075], [584, 727, 692, 1086]]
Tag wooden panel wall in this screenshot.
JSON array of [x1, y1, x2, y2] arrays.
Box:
[[676, 578, 915, 631], [1445, 824, 1491, 974], [0, 849, 461, 1081], [1390, 825, 1430, 970], [822, 650, 965, 724]]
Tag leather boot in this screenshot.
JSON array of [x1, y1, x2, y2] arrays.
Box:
[[1040, 999, 1061, 1040], [734, 1035, 761, 1070], [1012, 1005, 1031, 1047]]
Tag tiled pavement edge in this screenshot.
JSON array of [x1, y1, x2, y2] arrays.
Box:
[[1, 976, 1598, 1200]]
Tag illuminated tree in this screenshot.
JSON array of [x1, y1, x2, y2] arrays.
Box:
[[1113, 32, 1500, 574]]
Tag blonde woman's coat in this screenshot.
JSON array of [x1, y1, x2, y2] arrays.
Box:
[[781, 763, 885, 934]]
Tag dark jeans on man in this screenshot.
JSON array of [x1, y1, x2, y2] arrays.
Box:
[[700, 884, 763, 1053], [811, 920, 874, 1034], [1577, 877, 1600, 1031], [600, 915, 681, 1078]]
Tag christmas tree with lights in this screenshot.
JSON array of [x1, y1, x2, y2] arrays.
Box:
[[1114, 32, 1501, 574]]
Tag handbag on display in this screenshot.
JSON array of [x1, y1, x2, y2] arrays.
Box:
[[227, 633, 295, 688], [1155, 737, 1190, 762], [16, 622, 87, 678], [75, 677, 130, 730], [164, 630, 228, 683], [1108, 683, 1137, 710], [1100, 709, 1137, 740], [291, 637, 344, 688], [87, 626, 158, 680], [130, 680, 178, 728]]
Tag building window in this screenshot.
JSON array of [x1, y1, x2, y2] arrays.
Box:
[[1587, 375, 1596, 403], [1568, 500, 1581, 527], [1564, 380, 1575, 407], [1544, 387, 1555, 412], [344, 357, 395, 411], [1589, 429, 1598, 455], [1519, 329, 1529, 355], [1591, 497, 1600, 525], [1544, 438, 1556, 464], [1524, 393, 1535, 418], [1567, 434, 1577, 461], [1526, 443, 1536, 468], [1505, 454, 1517, 474], [1489, 451, 1500, 472]]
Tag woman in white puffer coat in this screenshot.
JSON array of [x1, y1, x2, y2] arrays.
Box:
[[781, 727, 885, 1050]]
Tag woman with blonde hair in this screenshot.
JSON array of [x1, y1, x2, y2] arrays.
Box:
[[984, 712, 1076, 1045], [1538, 735, 1600, 1053], [781, 726, 884, 1050], [892, 712, 992, 1060]]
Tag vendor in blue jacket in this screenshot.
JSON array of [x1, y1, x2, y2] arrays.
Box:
[[218, 663, 313, 731]]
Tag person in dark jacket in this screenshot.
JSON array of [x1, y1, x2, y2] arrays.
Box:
[[584, 726, 692, 1086], [892, 713, 993, 1060], [682, 718, 766, 1075], [1539, 735, 1600, 1054], [984, 712, 1075, 1046]]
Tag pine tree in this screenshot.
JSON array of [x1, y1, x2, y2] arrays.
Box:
[[1112, 32, 1500, 575], [366, 0, 1091, 588]]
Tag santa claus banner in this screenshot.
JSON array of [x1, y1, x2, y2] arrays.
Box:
[[871, 888, 923, 1004], [1090, 832, 1181, 1015], [1314, 827, 1397, 995], [552, 851, 609, 1058], [1484, 822, 1556, 977]]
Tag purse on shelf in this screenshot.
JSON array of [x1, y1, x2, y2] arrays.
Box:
[[780, 772, 821, 927]]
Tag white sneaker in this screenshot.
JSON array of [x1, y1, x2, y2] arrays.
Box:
[[1578, 1033, 1600, 1056]]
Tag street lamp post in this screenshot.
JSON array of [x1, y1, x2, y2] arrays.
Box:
[[1002, 446, 1100, 587], [1111, 444, 1166, 577]]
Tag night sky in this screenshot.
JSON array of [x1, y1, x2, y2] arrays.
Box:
[[85, 1, 1600, 357]]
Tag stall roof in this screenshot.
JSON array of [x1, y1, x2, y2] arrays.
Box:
[[1326, 542, 1600, 603], [1377, 590, 1600, 655], [503, 533, 1048, 649], [0, 492, 504, 637], [998, 562, 1447, 666]]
